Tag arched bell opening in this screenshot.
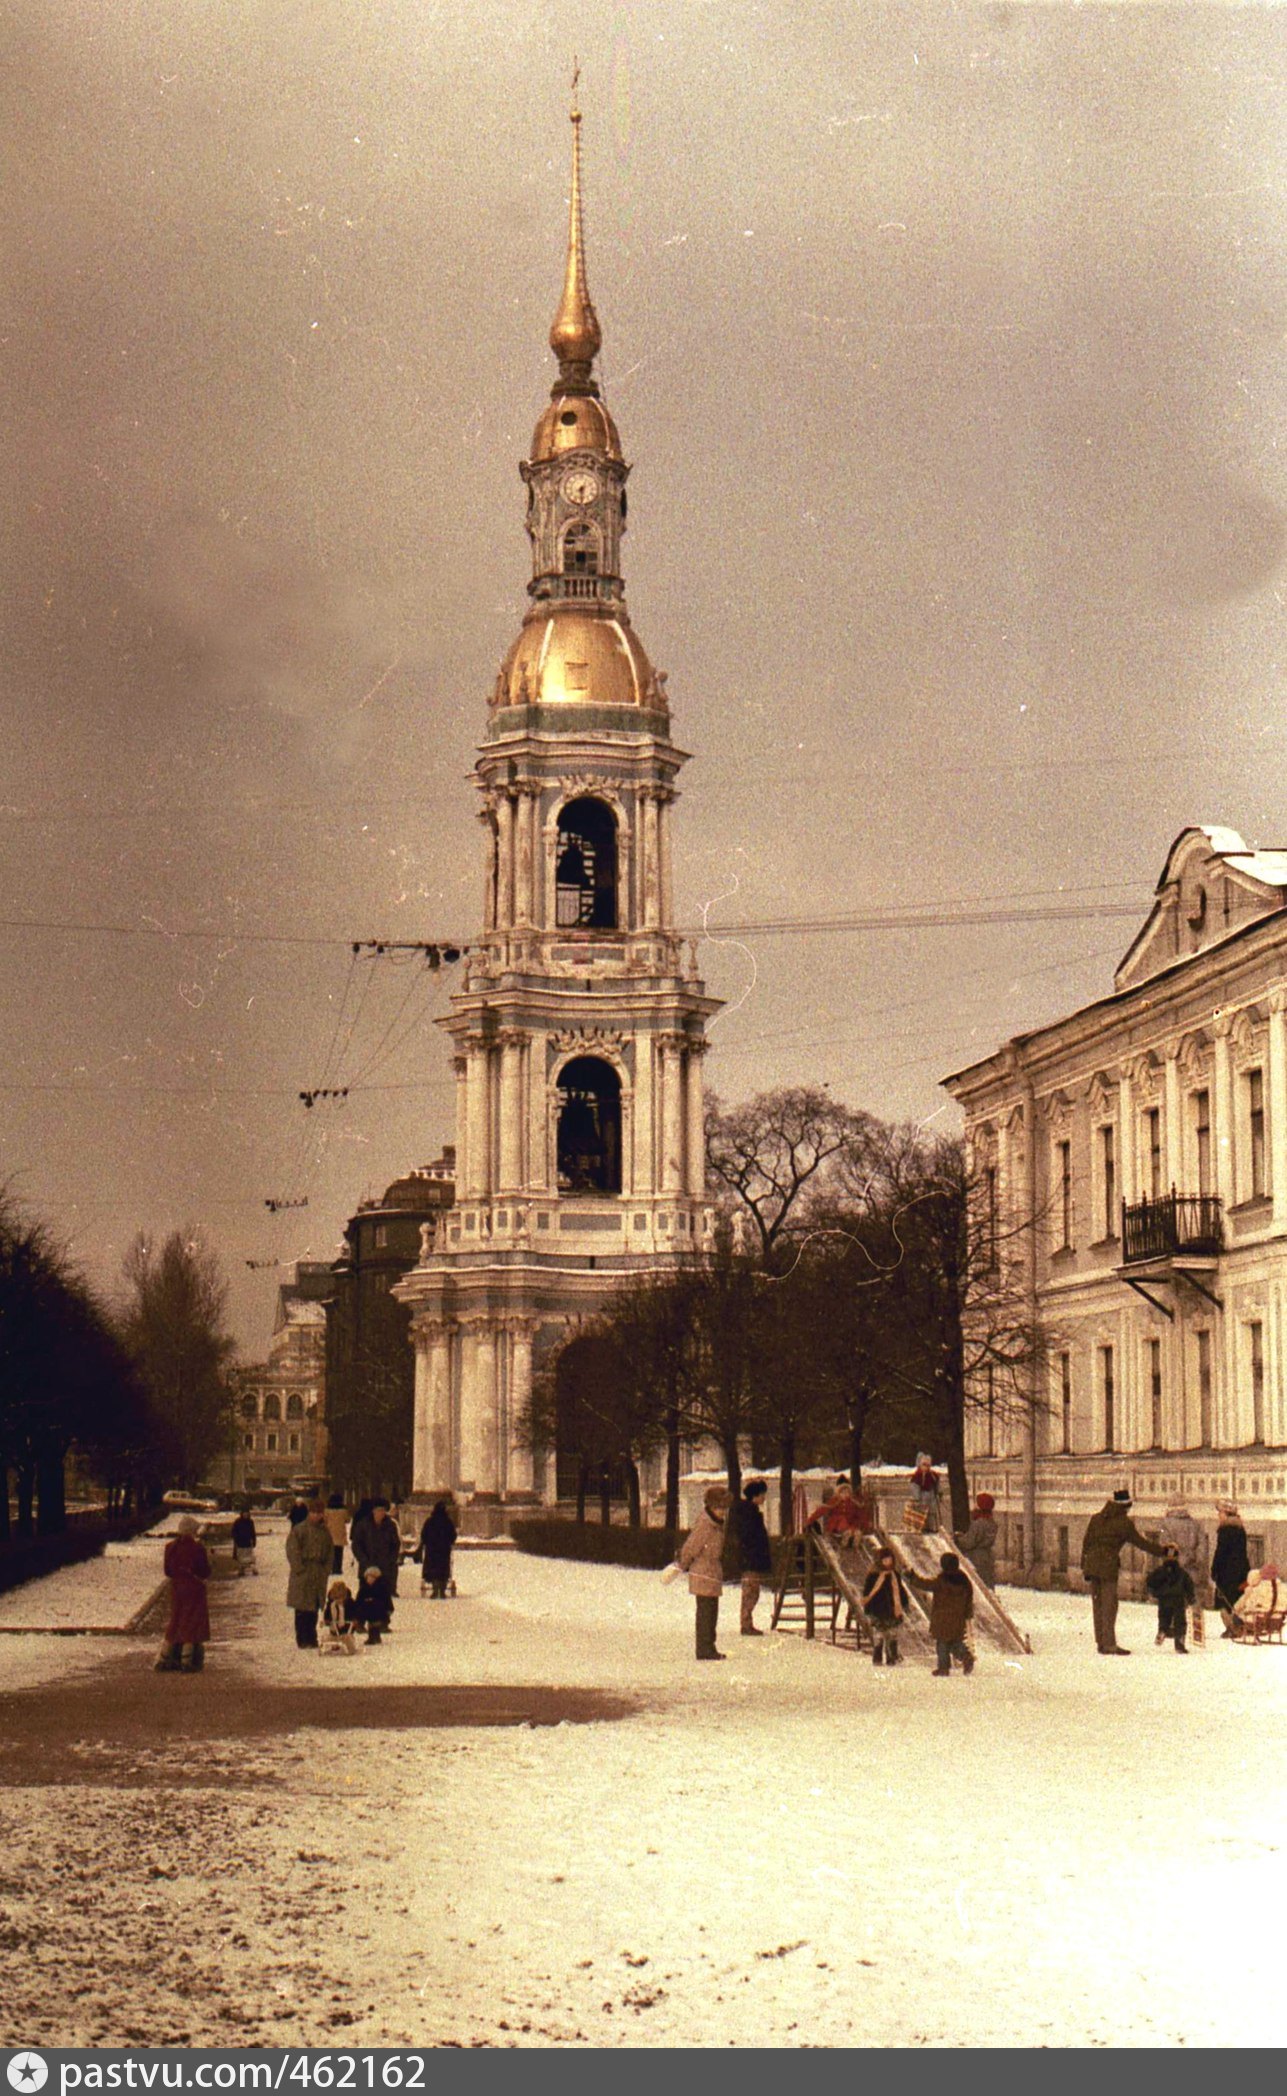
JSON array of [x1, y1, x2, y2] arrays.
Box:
[[561, 520, 601, 575], [555, 796, 618, 929], [555, 1055, 622, 1194]]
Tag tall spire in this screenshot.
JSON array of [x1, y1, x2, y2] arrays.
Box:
[[549, 64, 602, 393]]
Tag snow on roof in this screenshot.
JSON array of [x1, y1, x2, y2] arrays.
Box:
[[1192, 826, 1287, 889]]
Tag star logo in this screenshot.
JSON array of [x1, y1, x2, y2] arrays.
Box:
[[7, 2059, 48, 2092]]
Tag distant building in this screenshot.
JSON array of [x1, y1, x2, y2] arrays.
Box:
[[230, 1262, 332, 1500], [324, 1152, 456, 1499], [944, 826, 1287, 1588]]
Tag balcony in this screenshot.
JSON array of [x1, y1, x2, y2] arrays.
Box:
[[1121, 1190, 1223, 1267]]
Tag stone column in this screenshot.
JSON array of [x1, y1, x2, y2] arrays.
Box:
[[479, 795, 498, 931], [505, 1318, 538, 1500], [685, 1040, 707, 1195], [470, 1325, 500, 1500], [495, 792, 515, 929], [659, 1033, 685, 1193], [1164, 1049, 1183, 1191], [515, 786, 537, 925], [411, 1322, 433, 1493], [498, 1030, 525, 1191], [641, 790, 661, 930], [528, 1036, 549, 1192], [465, 1035, 490, 1198], [1213, 1016, 1235, 1213], [1118, 1066, 1136, 1212], [453, 1054, 469, 1200], [657, 787, 675, 928], [633, 1032, 655, 1197], [1269, 990, 1287, 1229], [411, 1315, 456, 1494]]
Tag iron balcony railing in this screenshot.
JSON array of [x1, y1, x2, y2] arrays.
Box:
[[1121, 1189, 1224, 1265]]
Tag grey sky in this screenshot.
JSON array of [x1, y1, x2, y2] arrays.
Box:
[[3, 1, 1285, 1346]]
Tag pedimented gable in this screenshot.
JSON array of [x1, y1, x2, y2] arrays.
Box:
[[1114, 826, 1287, 992]]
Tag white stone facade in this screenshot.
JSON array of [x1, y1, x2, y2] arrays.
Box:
[[943, 826, 1287, 1585]]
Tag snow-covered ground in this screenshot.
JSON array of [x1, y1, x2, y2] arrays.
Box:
[[2, 1536, 1284, 2049], [0, 1527, 168, 1635]]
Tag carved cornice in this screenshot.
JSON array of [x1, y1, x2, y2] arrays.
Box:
[[549, 1026, 626, 1056]]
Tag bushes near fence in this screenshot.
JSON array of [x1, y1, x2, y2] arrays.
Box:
[[0, 1510, 161, 1598], [511, 1518, 687, 1571]]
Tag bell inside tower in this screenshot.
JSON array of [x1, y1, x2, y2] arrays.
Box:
[[556, 1055, 622, 1193], [555, 796, 618, 928]]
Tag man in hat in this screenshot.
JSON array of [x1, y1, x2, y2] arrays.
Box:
[[1079, 1489, 1166, 1654]]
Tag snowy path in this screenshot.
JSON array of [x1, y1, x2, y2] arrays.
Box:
[[1, 1538, 1284, 2048], [0, 1529, 168, 1636]]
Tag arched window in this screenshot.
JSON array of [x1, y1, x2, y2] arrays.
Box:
[[286, 1393, 303, 1421], [241, 1394, 258, 1423], [556, 1056, 622, 1194], [556, 797, 618, 929], [262, 1393, 281, 1422], [561, 521, 600, 575]]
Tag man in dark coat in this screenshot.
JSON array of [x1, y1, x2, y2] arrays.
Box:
[[351, 1499, 402, 1594], [1080, 1489, 1165, 1654], [730, 1479, 773, 1636], [1211, 1504, 1251, 1635], [286, 1499, 333, 1648]]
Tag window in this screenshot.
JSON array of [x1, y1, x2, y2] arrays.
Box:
[[561, 521, 600, 575], [243, 1433, 254, 1452], [1056, 1140, 1072, 1249], [1100, 1344, 1115, 1453], [289, 1433, 300, 1454], [1197, 1329, 1213, 1445], [286, 1393, 303, 1421], [240, 1394, 258, 1423], [555, 1055, 623, 1193], [262, 1393, 281, 1422], [1144, 1108, 1162, 1200], [1149, 1338, 1163, 1449], [555, 797, 618, 929], [1100, 1124, 1117, 1240], [374, 1224, 389, 1250], [983, 1166, 999, 1273], [1250, 1321, 1265, 1444], [1059, 1352, 1072, 1454], [266, 1432, 278, 1453], [1248, 1069, 1267, 1200], [1194, 1089, 1212, 1196]]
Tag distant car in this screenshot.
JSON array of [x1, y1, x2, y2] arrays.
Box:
[[162, 1490, 220, 1512]]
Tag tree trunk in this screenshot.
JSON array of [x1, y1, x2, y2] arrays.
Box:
[[847, 1396, 867, 1499], [36, 1448, 67, 1534], [664, 1409, 681, 1534], [575, 1459, 587, 1526], [15, 1465, 35, 1539], [625, 1458, 641, 1529], [598, 1468, 612, 1526], [0, 1464, 10, 1545], [722, 1433, 742, 1504], [940, 1389, 971, 1532], [778, 1428, 795, 1536]]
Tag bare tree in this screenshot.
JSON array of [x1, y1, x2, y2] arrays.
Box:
[[705, 1086, 876, 1268], [118, 1228, 236, 1490]]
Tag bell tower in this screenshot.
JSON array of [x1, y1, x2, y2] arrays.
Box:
[[397, 93, 721, 1524]]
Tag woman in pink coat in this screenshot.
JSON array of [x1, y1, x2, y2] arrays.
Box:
[[155, 1516, 212, 1673], [676, 1485, 731, 1662]]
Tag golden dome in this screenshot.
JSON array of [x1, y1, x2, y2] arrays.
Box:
[[531, 389, 623, 463], [494, 606, 667, 714]]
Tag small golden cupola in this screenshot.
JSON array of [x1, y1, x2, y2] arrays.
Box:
[[493, 92, 666, 721]]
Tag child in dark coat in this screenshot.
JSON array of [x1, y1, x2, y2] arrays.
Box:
[[1146, 1545, 1195, 1652], [910, 1551, 975, 1675], [322, 1579, 358, 1656], [353, 1566, 394, 1644], [861, 1547, 909, 1666]]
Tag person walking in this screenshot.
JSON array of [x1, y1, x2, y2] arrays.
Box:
[[676, 1484, 731, 1661], [861, 1546, 909, 1666], [417, 1498, 458, 1599], [324, 1493, 350, 1577], [954, 1492, 998, 1590], [1146, 1544, 1195, 1652], [155, 1516, 212, 1674], [730, 1479, 773, 1637], [1079, 1489, 1166, 1654], [1211, 1503, 1251, 1637], [286, 1497, 333, 1649], [230, 1505, 258, 1578], [909, 1551, 975, 1675]]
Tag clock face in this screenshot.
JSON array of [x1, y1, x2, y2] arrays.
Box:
[[563, 469, 599, 507]]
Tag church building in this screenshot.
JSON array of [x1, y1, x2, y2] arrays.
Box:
[[396, 101, 721, 1525]]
